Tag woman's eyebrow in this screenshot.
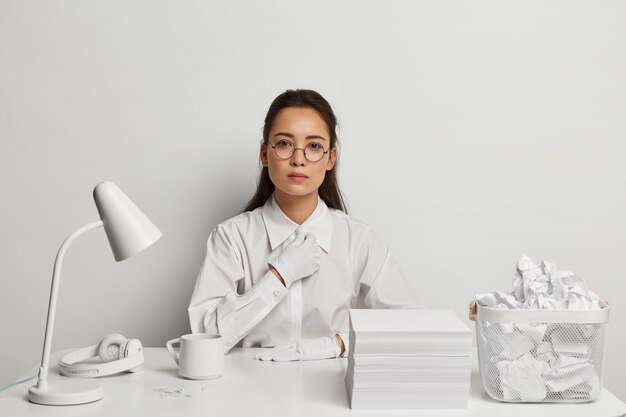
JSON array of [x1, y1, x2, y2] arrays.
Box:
[[273, 132, 327, 141]]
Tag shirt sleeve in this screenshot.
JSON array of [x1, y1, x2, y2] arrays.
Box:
[[188, 224, 288, 353], [357, 228, 421, 309]]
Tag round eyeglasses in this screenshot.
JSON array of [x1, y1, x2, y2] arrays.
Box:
[[270, 140, 329, 162]]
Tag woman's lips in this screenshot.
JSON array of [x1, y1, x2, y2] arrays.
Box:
[[288, 173, 308, 182]]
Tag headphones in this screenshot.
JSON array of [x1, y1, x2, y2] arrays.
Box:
[[59, 334, 144, 378]]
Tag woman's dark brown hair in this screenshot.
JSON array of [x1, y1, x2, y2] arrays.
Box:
[[243, 89, 347, 213]]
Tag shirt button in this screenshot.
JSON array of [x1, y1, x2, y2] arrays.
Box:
[[273, 290, 281, 300]]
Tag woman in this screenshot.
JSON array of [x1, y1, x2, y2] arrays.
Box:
[[188, 89, 418, 361]]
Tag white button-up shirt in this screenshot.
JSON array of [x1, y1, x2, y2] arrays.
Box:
[[188, 194, 419, 353]]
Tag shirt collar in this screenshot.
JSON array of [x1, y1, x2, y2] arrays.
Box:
[[261, 194, 332, 253]]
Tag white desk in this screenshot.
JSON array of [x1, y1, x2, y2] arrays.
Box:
[[2, 348, 625, 417]]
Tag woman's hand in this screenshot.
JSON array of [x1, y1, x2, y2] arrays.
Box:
[[253, 335, 342, 361], [268, 229, 322, 288]]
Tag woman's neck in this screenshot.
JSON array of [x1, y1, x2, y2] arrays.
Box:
[[274, 190, 318, 225]]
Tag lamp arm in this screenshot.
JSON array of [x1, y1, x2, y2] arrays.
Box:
[[36, 220, 104, 388]]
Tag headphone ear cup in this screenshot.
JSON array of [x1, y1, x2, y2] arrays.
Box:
[[119, 338, 143, 372], [98, 333, 127, 362]]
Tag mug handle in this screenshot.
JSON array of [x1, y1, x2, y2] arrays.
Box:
[[166, 338, 181, 365]]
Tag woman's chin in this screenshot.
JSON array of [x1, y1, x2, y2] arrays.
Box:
[[275, 185, 318, 198]]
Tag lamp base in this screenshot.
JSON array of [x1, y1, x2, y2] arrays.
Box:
[[28, 380, 103, 405]]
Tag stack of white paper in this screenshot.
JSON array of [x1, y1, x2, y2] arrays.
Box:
[[345, 309, 472, 410]]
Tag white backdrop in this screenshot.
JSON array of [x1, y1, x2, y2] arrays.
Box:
[[1, 0, 625, 402]]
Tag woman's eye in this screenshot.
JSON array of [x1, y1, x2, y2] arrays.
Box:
[[309, 143, 323, 150], [277, 140, 291, 148]]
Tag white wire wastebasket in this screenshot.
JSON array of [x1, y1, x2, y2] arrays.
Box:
[[469, 300, 609, 403]]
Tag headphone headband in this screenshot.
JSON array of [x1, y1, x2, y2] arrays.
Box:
[[59, 344, 144, 378]]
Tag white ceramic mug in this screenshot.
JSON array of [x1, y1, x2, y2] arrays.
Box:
[[166, 333, 224, 380]]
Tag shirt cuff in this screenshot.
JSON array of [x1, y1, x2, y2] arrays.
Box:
[[255, 269, 288, 305]]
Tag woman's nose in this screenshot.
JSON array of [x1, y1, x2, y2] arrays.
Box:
[[290, 148, 307, 166]]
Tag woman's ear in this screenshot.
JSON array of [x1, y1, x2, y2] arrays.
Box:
[[260, 143, 268, 167], [326, 147, 337, 171]]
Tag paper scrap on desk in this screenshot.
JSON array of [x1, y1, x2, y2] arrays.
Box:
[[154, 387, 192, 398]]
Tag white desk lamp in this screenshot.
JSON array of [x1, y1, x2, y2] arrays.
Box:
[[28, 181, 162, 406]]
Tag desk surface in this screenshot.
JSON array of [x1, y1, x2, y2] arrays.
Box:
[[2, 348, 625, 417]]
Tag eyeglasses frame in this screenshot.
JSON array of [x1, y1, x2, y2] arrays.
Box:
[[269, 139, 330, 162]]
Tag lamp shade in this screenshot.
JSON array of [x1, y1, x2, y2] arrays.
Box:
[[93, 181, 162, 261]]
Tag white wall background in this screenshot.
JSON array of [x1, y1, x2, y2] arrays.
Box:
[[1, 0, 624, 402]]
